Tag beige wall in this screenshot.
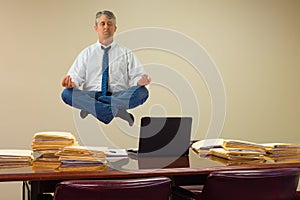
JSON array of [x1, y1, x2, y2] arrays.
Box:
[[0, 0, 299, 199]]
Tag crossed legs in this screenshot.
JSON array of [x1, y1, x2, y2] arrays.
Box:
[[61, 86, 149, 125]]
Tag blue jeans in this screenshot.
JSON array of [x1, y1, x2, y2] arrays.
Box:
[[61, 86, 149, 124]]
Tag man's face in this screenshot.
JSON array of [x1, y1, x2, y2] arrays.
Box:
[[94, 15, 117, 40]]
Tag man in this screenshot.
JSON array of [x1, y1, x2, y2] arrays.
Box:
[[61, 10, 151, 126]]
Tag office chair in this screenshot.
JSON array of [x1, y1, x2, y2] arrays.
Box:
[[172, 167, 300, 200], [296, 192, 300, 200], [53, 176, 172, 200]]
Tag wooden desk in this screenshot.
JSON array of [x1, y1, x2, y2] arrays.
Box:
[[1, 150, 300, 200]]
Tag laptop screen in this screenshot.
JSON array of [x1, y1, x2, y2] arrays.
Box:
[[138, 117, 192, 157]]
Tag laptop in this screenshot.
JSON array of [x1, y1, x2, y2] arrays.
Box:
[[128, 117, 192, 157]]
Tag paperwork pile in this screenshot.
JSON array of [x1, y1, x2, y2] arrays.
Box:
[[56, 146, 108, 171], [208, 154, 265, 166], [263, 143, 300, 163], [208, 148, 265, 163], [191, 139, 223, 155], [0, 149, 33, 169], [31, 131, 77, 170], [192, 139, 265, 162]]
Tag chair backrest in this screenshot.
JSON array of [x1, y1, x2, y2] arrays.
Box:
[[53, 176, 171, 200], [200, 168, 300, 200]]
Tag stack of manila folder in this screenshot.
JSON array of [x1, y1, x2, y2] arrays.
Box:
[[31, 131, 77, 171], [56, 146, 108, 171], [0, 149, 33, 169], [263, 143, 300, 163], [192, 139, 266, 165], [192, 138, 300, 165]]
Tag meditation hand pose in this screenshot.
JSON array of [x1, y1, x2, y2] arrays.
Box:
[[61, 10, 151, 126]]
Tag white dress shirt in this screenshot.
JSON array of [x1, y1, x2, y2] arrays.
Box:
[[68, 41, 144, 93]]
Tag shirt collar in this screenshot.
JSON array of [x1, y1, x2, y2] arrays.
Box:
[[97, 40, 116, 49]]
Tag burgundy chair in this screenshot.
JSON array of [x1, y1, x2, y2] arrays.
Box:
[[296, 192, 300, 200], [53, 177, 172, 200], [172, 168, 300, 200]]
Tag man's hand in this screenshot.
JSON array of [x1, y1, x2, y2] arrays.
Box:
[[62, 75, 75, 88], [137, 74, 151, 86]]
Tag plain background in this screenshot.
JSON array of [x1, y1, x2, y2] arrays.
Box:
[[0, 0, 299, 199]]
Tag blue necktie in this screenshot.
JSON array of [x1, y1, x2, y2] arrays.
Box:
[[101, 46, 111, 95]]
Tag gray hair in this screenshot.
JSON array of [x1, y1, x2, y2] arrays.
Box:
[[95, 10, 116, 26]]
